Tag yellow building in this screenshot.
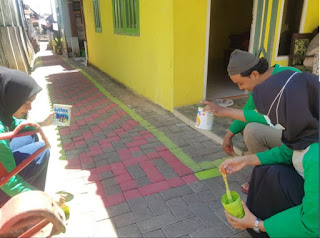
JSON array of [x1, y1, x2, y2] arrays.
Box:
[[82, 0, 319, 111]]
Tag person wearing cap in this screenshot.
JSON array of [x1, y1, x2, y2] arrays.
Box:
[[202, 49, 300, 194], [219, 70, 318, 237]]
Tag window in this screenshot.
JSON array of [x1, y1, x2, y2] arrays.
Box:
[[93, 0, 102, 33], [112, 0, 140, 35]]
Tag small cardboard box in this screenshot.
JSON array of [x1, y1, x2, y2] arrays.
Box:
[[53, 104, 72, 126]]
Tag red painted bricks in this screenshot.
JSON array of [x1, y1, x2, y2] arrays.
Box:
[[63, 142, 75, 151], [129, 146, 141, 152], [182, 174, 198, 184], [115, 172, 133, 184], [146, 152, 161, 160], [73, 136, 84, 142], [155, 146, 168, 152], [167, 177, 186, 187], [69, 124, 79, 131], [119, 180, 137, 192], [125, 139, 148, 148], [139, 181, 171, 196], [95, 165, 111, 173], [82, 131, 94, 139], [127, 120, 139, 126], [105, 193, 125, 207], [123, 189, 142, 201], [75, 140, 86, 147], [60, 128, 70, 136], [143, 166, 165, 183], [91, 126, 102, 134]]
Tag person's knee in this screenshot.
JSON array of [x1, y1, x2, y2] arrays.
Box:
[[243, 123, 259, 143], [243, 123, 264, 153], [253, 165, 286, 184], [41, 148, 50, 164]]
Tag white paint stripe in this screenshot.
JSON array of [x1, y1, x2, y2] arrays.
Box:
[[14, 27, 28, 72], [249, 0, 258, 53], [8, 0, 14, 26], [299, 0, 308, 33], [0, 1, 6, 26], [7, 27, 19, 69]]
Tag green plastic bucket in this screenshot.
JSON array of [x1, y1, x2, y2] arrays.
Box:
[[221, 191, 245, 218]]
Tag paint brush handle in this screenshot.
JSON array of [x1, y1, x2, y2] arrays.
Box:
[[222, 173, 233, 203]]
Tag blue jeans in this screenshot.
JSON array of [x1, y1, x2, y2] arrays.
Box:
[[0, 135, 50, 204]]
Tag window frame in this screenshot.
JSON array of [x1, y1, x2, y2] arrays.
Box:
[[93, 0, 102, 33], [112, 0, 140, 36]]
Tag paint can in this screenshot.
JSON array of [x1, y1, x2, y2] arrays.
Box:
[[53, 104, 72, 126], [195, 107, 213, 130]]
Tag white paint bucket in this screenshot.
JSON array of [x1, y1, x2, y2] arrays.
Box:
[[53, 104, 72, 126], [195, 107, 213, 130]]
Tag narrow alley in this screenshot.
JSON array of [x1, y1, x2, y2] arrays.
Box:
[[29, 47, 251, 237]]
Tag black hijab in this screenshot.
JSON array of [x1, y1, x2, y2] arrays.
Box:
[[253, 70, 319, 150], [0, 67, 42, 126]]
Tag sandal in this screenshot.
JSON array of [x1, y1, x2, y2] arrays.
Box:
[[213, 99, 234, 107], [241, 182, 249, 194]]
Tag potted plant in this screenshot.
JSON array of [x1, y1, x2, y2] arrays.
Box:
[[52, 37, 64, 55]]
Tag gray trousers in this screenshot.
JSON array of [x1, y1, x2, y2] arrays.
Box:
[[243, 122, 282, 154]]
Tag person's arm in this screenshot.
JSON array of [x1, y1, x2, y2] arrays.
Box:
[[220, 154, 261, 174], [0, 139, 36, 197], [264, 143, 319, 237], [257, 143, 293, 165], [229, 93, 255, 134], [10, 118, 37, 131]]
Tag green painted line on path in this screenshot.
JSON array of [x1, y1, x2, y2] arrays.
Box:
[[195, 168, 221, 180]]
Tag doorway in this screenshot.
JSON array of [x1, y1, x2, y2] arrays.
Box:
[[205, 0, 254, 100]]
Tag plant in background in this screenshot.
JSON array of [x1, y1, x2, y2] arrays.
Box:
[[52, 37, 64, 55]]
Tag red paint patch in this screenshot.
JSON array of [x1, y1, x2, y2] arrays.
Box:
[[119, 180, 137, 192], [167, 177, 185, 187], [123, 189, 142, 200], [139, 181, 170, 196], [182, 174, 198, 183]]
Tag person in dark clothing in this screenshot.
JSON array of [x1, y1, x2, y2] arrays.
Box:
[[220, 71, 318, 237]]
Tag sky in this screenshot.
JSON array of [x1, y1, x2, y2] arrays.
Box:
[[23, 0, 53, 15]]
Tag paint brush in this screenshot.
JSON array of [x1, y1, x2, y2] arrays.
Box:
[[221, 166, 233, 203]]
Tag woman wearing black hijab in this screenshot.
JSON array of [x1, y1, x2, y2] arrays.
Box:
[[219, 70, 319, 237], [0, 67, 53, 204]]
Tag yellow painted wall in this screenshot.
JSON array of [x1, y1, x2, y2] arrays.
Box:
[[302, 0, 319, 33], [173, 0, 207, 107], [83, 0, 209, 110], [83, 0, 174, 111]]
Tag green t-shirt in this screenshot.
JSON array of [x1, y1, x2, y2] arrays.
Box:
[[257, 143, 319, 237], [229, 64, 301, 134], [0, 118, 36, 197]]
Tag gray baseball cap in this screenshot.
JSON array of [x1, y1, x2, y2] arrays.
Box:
[[227, 49, 260, 76]]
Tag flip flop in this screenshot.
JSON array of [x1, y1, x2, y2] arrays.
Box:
[[213, 99, 234, 107], [241, 184, 249, 194]]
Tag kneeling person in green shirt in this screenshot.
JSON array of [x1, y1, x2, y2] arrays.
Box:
[[220, 70, 318, 237], [202, 49, 300, 193]]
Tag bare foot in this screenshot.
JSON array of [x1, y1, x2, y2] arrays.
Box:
[[241, 182, 250, 194]]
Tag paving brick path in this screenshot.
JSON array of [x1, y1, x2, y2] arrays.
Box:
[[37, 54, 251, 237]]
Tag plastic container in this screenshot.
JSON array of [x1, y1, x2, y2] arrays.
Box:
[[221, 191, 245, 218], [195, 107, 214, 130]]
